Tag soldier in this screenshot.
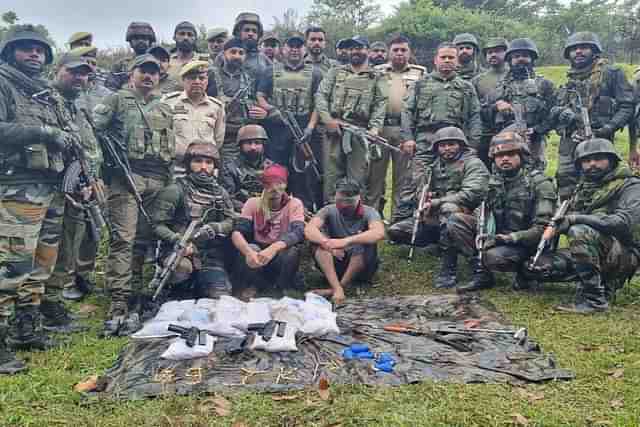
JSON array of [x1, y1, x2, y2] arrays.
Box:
[[447, 130, 556, 293], [220, 125, 268, 212], [315, 35, 388, 203], [230, 12, 272, 85], [147, 45, 181, 95], [93, 54, 175, 336], [0, 25, 73, 373], [107, 22, 156, 91], [68, 32, 92, 50], [231, 164, 305, 297], [388, 127, 488, 289], [207, 38, 267, 163], [70, 46, 113, 113], [482, 38, 555, 169], [368, 41, 388, 67], [305, 178, 385, 304], [260, 32, 281, 63], [164, 61, 225, 178], [551, 32, 634, 200], [206, 28, 228, 64], [167, 21, 209, 84], [400, 41, 482, 196], [304, 26, 336, 75], [526, 139, 640, 313], [335, 39, 351, 65], [153, 142, 236, 300], [368, 35, 426, 220], [256, 32, 323, 209], [453, 33, 484, 80]]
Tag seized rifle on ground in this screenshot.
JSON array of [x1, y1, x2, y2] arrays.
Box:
[[167, 324, 208, 347], [383, 322, 472, 352], [97, 131, 153, 224], [529, 199, 572, 268], [340, 121, 402, 154], [475, 201, 488, 264], [281, 110, 321, 182], [408, 168, 433, 262]]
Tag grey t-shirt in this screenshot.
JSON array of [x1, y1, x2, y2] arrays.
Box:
[[317, 204, 381, 238]]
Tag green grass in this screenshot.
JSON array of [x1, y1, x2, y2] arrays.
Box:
[[1, 66, 640, 426]]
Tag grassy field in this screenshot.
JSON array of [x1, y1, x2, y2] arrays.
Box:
[[1, 66, 640, 427]]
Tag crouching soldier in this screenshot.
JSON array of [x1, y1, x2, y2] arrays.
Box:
[[388, 127, 488, 288], [305, 179, 385, 304], [231, 164, 305, 297], [446, 130, 556, 292], [525, 138, 640, 313], [152, 142, 235, 300]]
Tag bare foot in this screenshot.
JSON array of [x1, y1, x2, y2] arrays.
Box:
[[310, 288, 334, 297]]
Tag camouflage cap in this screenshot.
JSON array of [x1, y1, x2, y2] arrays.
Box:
[[147, 45, 170, 61], [129, 54, 161, 71], [488, 130, 528, 159], [180, 60, 209, 78], [57, 53, 91, 71], [68, 31, 92, 46], [261, 32, 281, 44], [206, 27, 228, 41], [574, 138, 622, 168], [453, 33, 479, 50], [482, 37, 508, 53], [370, 41, 387, 50], [70, 45, 98, 57]]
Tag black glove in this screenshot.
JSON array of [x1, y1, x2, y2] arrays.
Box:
[[557, 108, 576, 127], [594, 124, 614, 139]]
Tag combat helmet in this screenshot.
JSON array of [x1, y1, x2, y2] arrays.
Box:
[[563, 32, 602, 59], [237, 124, 268, 144], [126, 22, 156, 43], [232, 13, 264, 39], [174, 21, 197, 36], [0, 24, 54, 64], [574, 138, 621, 169], [453, 33, 479, 51], [506, 38, 539, 61], [184, 141, 220, 167], [482, 37, 508, 54], [488, 130, 530, 159], [433, 126, 468, 147]]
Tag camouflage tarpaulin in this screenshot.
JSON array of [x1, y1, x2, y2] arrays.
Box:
[[98, 294, 574, 400]]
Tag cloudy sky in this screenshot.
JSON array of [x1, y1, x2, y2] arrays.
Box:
[[3, 0, 401, 49]]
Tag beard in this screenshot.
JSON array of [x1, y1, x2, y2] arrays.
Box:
[[243, 39, 258, 51], [510, 63, 533, 80], [176, 40, 195, 52], [351, 52, 367, 66], [369, 56, 386, 66]]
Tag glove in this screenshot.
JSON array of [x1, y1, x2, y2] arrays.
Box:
[[302, 127, 314, 142], [495, 233, 516, 245], [194, 224, 222, 245], [594, 124, 614, 139], [557, 108, 576, 126], [41, 126, 70, 152]]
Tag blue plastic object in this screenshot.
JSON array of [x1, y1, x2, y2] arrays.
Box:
[[350, 343, 370, 353], [375, 361, 394, 372]]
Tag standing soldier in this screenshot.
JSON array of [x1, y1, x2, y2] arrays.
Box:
[[230, 12, 272, 85], [368, 41, 388, 67], [70, 45, 113, 113], [447, 131, 556, 293], [335, 39, 351, 66], [147, 45, 181, 95], [453, 33, 484, 80], [482, 38, 555, 169], [68, 32, 92, 50], [93, 54, 175, 336], [388, 127, 488, 288], [368, 35, 426, 220], [260, 32, 281, 63], [107, 22, 156, 91], [526, 139, 640, 313], [0, 25, 74, 373], [167, 22, 209, 84], [164, 61, 225, 178], [206, 28, 228, 65], [304, 27, 335, 75], [207, 38, 267, 163], [315, 36, 388, 203], [551, 32, 634, 200]]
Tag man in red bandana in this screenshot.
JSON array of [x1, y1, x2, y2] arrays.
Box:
[[231, 164, 305, 296], [304, 179, 385, 304]]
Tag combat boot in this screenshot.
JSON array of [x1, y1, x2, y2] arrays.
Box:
[[40, 299, 87, 334], [102, 300, 128, 337], [62, 275, 94, 301], [457, 258, 495, 293], [0, 325, 27, 375], [434, 249, 458, 289], [513, 270, 539, 291], [7, 306, 57, 351], [556, 264, 608, 314]]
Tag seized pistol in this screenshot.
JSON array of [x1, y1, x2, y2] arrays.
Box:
[[167, 324, 207, 347]]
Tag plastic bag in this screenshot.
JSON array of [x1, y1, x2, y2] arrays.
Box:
[[161, 334, 216, 361], [248, 322, 298, 352], [299, 293, 339, 336]]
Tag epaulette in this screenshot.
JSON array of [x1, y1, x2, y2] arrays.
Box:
[[207, 96, 224, 106], [409, 64, 427, 73], [374, 63, 391, 72], [163, 91, 182, 100]]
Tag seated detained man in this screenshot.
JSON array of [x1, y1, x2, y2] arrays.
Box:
[[231, 164, 305, 297], [152, 142, 235, 300], [305, 179, 385, 304]]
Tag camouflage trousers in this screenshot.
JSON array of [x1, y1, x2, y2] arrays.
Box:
[[106, 173, 167, 302], [387, 202, 467, 249], [46, 200, 99, 292], [366, 125, 413, 220], [446, 212, 532, 272], [0, 183, 64, 324], [525, 224, 639, 291], [323, 130, 369, 204]]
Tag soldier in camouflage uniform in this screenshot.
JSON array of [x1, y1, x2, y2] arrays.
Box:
[[93, 54, 175, 336], [153, 142, 236, 300], [68, 32, 92, 50], [550, 32, 634, 200], [207, 38, 267, 163], [304, 27, 336, 76], [315, 36, 388, 203], [388, 127, 488, 289], [526, 138, 640, 313], [0, 26, 78, 373], [447, 130, 556, 293], [167, 21, 209, 84], [220, 125, 268, 212], [368, 35, 426, 220], [453, 33, 485, 81], [147, 46, 181, 96], [106, 22, 156, 91], [260, 32, 281, 63], [207, 28, 228, 66], [482, 38, 555, 169], [70, 46, 113, 114], [368, 41, 388, 67], [335, 39, 351, 66], [257, 32, 323, 210]]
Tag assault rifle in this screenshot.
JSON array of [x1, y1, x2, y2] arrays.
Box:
[[475, 201, 488, 264], [512, 102, 529, 144], [573, 90, 593, 140], [529, 199, 571, 268], [408, 168, 433, 262], [225, 83, 251, 120], [281, 110, 321, 182], [340, 122, 402, 154]]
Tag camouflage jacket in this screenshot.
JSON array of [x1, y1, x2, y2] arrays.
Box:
[[457, 60, 485, 81], [219, 154, 265, 211], [473, 66, 508, 105], [304, 54, 337, 77]]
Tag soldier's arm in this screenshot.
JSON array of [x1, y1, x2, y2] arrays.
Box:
[[510, 177, 556, 247], [464, 85, 483, 150], [0, 82, 53, 146], [314, 67, 337, 124], [215, 106, 226, 146], [92, 92, 119, 131], [400, 82, 418, 142], [152, 185, 183, 243], [204, 188, 237, 237], [439, 158, 489, 208], [532, 79, 556, 136], [608, 68, 634, 132], [368, 76, 388, 133], [219, 165, 244, 210]]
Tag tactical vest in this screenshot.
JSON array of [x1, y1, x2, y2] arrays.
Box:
[[237, 161, 264, 198], [330, 67, 380, 124], [431, 158, 465, 198], [272, 62, 314, 115], [415, 76, 468, 130], [211, 67, 252, 126], [496, 75, 547, 128], [120, 92, 174, 162]]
